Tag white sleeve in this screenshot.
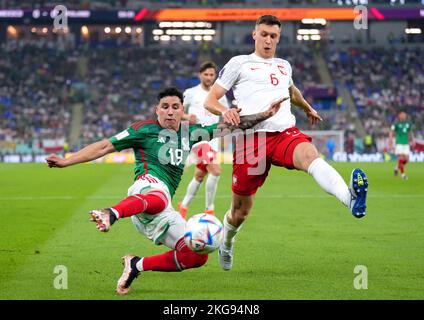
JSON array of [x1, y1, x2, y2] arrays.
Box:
[[218, 95, 231, 109], [215, 57, 242, 91], [286, 61, 294, 87], [183, 89, 191, 112]]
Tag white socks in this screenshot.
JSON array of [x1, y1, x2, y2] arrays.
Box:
[[136, 258, 144, 272], [205, 174, 220, 211], [307, 158, 351, 207], [181, 178, 202, 208], [110, 208, 120, 219], [222, 211, 242, 250], [181, 174, 220, 211]]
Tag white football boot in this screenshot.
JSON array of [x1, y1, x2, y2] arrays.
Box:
[[218, 245, 234, 271], [89, 208, 116, 232]]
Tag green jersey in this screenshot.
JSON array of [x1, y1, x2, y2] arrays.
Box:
[[391, 121, 411, 145], [109, 120, 218, 198]]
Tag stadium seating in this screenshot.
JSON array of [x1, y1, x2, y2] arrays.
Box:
[[1, 37, 422, 154], [325, 46, 424, 152]]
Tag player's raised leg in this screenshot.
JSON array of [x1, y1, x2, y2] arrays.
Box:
[[293, 142, 368, 218], [117, 214, 208, 295], [204, 163, 221, 215], [218, 132, 270, 271], [90, 190, 168, 232], [117, 242, 208, 295]]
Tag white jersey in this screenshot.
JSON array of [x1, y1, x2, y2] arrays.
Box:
[[183, 84, 229, 126], [215, 53, 295, 132], [184, 84, 230, 152]]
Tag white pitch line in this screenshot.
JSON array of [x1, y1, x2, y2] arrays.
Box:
[[0, 194, 423, 201]]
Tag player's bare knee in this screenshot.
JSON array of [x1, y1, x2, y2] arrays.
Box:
[[231, 206, 251, 224], [301, 144, 319, 169], [208, 165, 221, 176], [231, 195, 253, 224], [306, 145, 319, 160], [194, 170, 206, 182]]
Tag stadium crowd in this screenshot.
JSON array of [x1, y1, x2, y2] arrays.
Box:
[[326, 46, 424, 152], [0, 38, 422, 156], [0, 39, 77, 153]]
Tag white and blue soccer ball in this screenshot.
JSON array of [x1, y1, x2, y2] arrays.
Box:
[[184, 213, 223, 254]]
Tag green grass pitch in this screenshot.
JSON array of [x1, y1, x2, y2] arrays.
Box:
[[0, 162, 423, 300]]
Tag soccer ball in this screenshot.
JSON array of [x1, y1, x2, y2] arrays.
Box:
[[184, 213, 223, 254]]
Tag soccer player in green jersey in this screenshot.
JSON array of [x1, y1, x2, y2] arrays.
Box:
[[389, 110, 415, 180], [46, 87, 285, 295]]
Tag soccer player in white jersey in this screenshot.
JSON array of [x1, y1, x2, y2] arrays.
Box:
[[178, 61, 231, 219], [204, 15, 369, 271]]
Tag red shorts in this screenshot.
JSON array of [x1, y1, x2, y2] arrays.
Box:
[[232, 127, 312, 196], [192, 142, 218, 172]]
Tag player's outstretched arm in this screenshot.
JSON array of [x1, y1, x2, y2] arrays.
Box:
[[46, 139, 116, 168], [205, 83, 241, 126], [216, 97, 288, 132], [289, 85, 323, 125]]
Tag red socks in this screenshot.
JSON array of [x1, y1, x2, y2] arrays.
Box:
[[142, 250, 178, 272], [141, 238, 208, 272], [398, 159, 407, 174], [112, 191, 168, 218]]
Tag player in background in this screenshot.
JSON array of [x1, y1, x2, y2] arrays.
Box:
[[178, 61, 231, 219], [389, 110, 415, 180], [46, 87, 285, 294], [204, 15, 369, 271]]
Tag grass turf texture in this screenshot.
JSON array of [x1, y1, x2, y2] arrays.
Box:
[[0, 162, 423, 300]]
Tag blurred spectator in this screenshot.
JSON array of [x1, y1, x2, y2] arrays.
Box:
[[1, 38, 422, 157], [326, 137, 335, 160], [363, 133, 374, 153], [326, 46, 424, 152]]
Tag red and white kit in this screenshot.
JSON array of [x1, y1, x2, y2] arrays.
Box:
[[216, 53, 312, 195]]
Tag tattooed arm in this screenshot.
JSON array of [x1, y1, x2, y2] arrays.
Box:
[[216, 97, 288, 132]]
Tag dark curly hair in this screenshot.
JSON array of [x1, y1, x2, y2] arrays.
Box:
[[157, 87, 184, 104]]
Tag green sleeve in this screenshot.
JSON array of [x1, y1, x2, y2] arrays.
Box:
[[203, 123, 219, 137], [109, 127, 143, 152], [189, 123, 219, 144]]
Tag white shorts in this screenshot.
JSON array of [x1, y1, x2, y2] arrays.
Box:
[[207, 138, 220, 153], [395, 144, 410, 156], [128, 174, 186, 249]]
